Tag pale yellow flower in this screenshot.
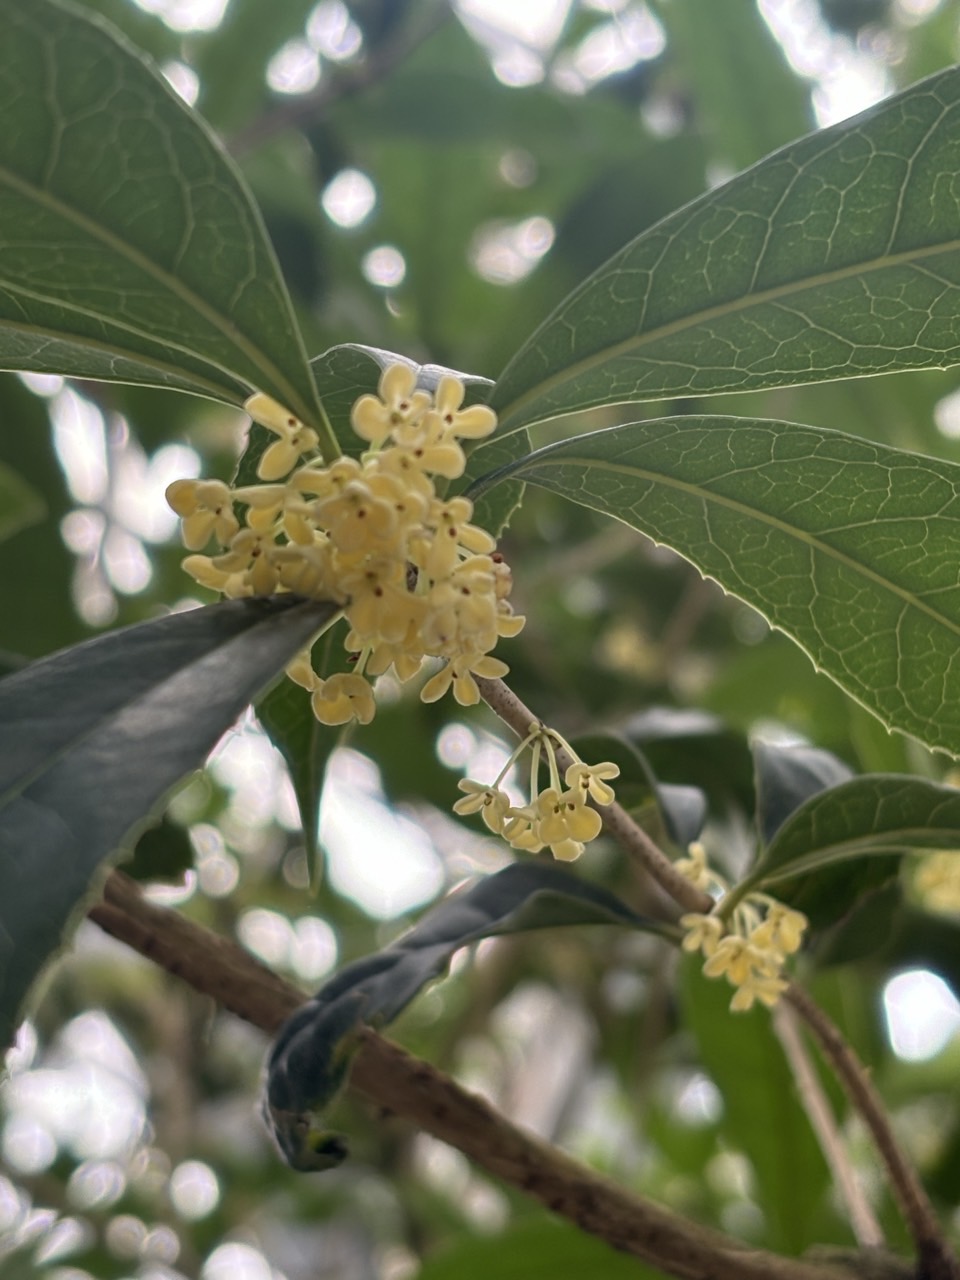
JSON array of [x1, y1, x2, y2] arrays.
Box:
[[550, 838, 585, 862], [675, 841, 712, 890], [245, 392, 320, 481], [535, 787, 603, 847], [749, 904, 807, 955], [453, 781, 512, 833], [501, 807, 544, 853], [729, 972, 788, 1012], [165, 478, 239, 550], [432, 374, 497, 440], [679, 912, 725, 957], [286, 650, 318, 691], [170, 366, 524, 738], [350, 363, 431, 444], [565, 760, 620, 806], [419, 653, 509, 706], [311, 672, 376, 726]]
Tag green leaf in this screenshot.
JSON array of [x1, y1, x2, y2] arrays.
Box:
[[0, 0, 321, 422], [125, 814, 194, 883], [0, 594, 338, 1052], [753, 741, 853, 847], [491, 67, 960, 431], [0, 462, 44, 543], [749, 774, 960, 890], [474, 415, 960, 756], [740, 770, 960, 930], [459, 427, 527, 539], [256, 676, 333, 866], [680, 957, 831, 1252], [265, 862, 665, 1170], [623, 707, 755, 816], [571, 731, 706, 848]]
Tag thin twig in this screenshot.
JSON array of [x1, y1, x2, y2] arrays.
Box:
[[474, 676, 714, 915], [474, 676, 959, 1276], [785, 984, 959, 1280], [88, 871, 856, 1280], [772, 1002, 884, 1249]]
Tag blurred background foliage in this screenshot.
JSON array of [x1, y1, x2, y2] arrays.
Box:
[[4, 1, 960, 1277]]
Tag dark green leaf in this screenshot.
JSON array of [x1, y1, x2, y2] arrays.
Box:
[[460, 428, 527, 540], [475, 415, 960, 756], [0, 649, 28, 678], [753, 741, 853, 847], [256, 676, 334, 865], [774, 852, 902, 932], [749, 774, 960, 888], [0, 375, 78, 658], [491, 67, 960, 430], [812, 881, 904, 966], [571, 730, 706, 848], [0, 0, 321, 422], [124, 814, 194, 883], [0, 594, 338, 1051], [264, 862, 665, 1169], [864, 902, 960, 998], [624, 707, 755, 815], [657, 783, 709, 848], [0, 462, 44, 543]]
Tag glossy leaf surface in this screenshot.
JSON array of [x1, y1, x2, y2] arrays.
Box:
[[0, 595, 338, 1051]]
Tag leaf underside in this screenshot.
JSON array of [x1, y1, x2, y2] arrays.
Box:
[[264, 861, 663, 1169], [0, 595, 338, 1052]]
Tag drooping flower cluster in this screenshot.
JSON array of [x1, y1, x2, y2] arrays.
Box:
[[165, 365, 525, 726], [454, 723, 619, 862], [677, 843, 808, 1013]]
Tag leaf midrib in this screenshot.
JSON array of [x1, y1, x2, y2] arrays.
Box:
[[756, 827, 956, 884], [0, 161, 315, 422], [495, 232, 960, 428], [516, 450, 960, 645], [0, 308, 244, 402]]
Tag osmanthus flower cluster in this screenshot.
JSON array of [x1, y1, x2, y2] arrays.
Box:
[[453, 723, 620, 862], [677, 843, 808, 1013], [165, 364, 525, 727]]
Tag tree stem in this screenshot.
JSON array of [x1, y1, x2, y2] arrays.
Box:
[[785, 984, 959, 1280], [88, 871, 855, 1280], [772, 1002, 884, 1248]]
